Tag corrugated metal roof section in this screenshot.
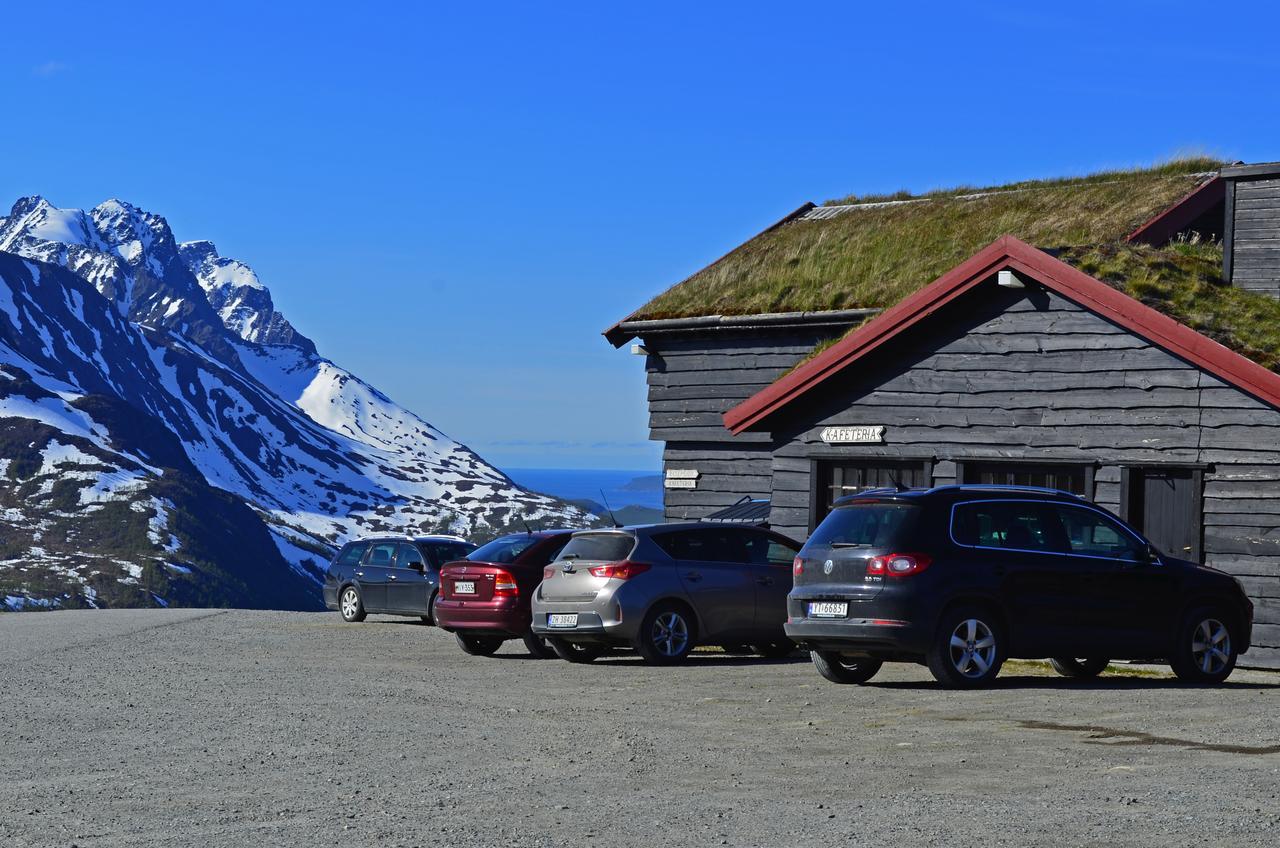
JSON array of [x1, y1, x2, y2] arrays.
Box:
[[701, 497, 771, 525]]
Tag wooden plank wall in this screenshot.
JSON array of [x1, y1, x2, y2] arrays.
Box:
[[764, 291, 1280, 668], [644, 328, 837, 522], [1231, 177, 1280, 297]]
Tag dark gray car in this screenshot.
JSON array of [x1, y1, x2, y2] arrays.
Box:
[[530, 523, 800, 664], [323, 535, 478, 624]]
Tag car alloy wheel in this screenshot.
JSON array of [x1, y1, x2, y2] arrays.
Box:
[[635, 604, 695, 664], [1191, 618, 1232, 675], [339, 587, 365, 622], [927, 606, 1004, 688], [948, 618, 996, 679], [1171, 608, 1238, 685]]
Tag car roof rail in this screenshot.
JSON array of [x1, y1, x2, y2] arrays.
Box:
[[832, 486, 929, 504], [930, 484, 1086, 499]]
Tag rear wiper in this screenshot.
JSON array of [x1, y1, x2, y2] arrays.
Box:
[[562, 553, 581, 560], [829, 542, 870, 548]]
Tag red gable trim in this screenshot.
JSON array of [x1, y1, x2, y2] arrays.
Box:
[[1126, 176, 1225, 246], [724, 235, 1280, 434]]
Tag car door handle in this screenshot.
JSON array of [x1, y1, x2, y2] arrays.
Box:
[[355, 571, 365, 577], [389, 574, 398, 580], [685, 571, 702, 582]]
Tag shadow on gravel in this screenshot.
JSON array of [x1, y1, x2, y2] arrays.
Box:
[[1015, 719, 1280, 755], [869, 674, 1280, 691]]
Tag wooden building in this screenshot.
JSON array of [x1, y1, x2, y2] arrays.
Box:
[[606, 159, 1280, 667]]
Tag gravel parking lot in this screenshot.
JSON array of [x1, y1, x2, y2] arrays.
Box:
[[2, 609, 1278, 847]]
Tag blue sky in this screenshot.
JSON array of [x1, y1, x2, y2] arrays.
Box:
[[3, 1, 1279, 470]]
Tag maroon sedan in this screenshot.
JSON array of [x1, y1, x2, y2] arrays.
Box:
[[436, 530, 577, 657]]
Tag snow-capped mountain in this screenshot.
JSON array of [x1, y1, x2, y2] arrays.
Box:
[[0, 196, 592, 611]]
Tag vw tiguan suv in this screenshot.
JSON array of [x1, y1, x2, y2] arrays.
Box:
[[531, 524, 801, 664], [786, 486, 1253, 688]]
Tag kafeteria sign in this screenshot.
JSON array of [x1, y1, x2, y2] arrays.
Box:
[[820, 425, 885, 445]]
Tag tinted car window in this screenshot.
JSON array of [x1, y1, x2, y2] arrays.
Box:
[[652, 529, 750, 563], [397, 543, 425, 568], [1054, 506, 1145, 561], [422, 541, 477, 567], [559, 533, 635, 562], [468, 535, 540, 564], [366, 542, 397, 566], [337, 543, 368, 566], [952, 502, 1059, 552], [743, 531, 799, 566], [808, 502, 920, 548]]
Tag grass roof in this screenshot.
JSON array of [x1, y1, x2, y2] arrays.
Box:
[[628, 158, 1223, 322]]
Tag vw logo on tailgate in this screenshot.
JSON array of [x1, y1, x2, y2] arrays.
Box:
[[823, 560, 834, 575]]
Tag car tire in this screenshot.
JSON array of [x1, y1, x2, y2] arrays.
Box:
[[522, 632, 557, 659], [548, 637, 605, 663], [1049, 657, 1110, 678], [927, 605, 1005, 689], [423, 591, 440, 627], [455, 633, 504, 656], [339, 586, 366, 623], [753, 638, 798, 659], [634, 603, 696, 665], [811, 650, 883, 684], [1170, 608, 1238, 685]]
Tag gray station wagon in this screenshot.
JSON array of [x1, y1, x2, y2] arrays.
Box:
[[530, 524, 801, 664]]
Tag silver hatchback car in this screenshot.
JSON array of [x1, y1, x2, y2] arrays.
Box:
[[530, 523, 800, 664]]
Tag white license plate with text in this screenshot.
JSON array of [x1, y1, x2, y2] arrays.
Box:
[[808, 601, 849, 619], [548, 613, 578, 628], [454, 581, 476, 594]]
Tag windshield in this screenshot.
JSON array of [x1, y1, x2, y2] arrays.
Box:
[[467, 535, 540, 564], [558, 533, 635, 562], [807, 501, 920, 549]]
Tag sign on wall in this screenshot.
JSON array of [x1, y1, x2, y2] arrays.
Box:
[[665, 468, 700, 490], [820, 425, 885, 445]]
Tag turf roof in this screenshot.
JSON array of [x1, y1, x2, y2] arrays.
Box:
[[625, 158, 1223, 322]]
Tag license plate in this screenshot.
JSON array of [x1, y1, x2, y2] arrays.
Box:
[[454, 581, 476, 594], [808, 601, 848, 619], [548, 613, 578, 628]]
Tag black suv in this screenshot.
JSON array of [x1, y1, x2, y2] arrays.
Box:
[[786, 485, 1253, 688], [323, 536, 477, 624]]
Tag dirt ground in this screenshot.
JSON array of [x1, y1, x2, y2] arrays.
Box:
[[2, 609, 1278, 847]]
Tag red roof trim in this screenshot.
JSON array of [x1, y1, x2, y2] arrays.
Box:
[[724, 235, 1280, 434], [1126, 175, 1224, 245]]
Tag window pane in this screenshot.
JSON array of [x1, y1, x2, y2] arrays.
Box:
[[962, 463, 1086, 495], [742, 532, 798, 566], [367, 543, 397, 566], [952, 503, 1060, 552], [808, 503, 920, 548], [397, 543, 424, 568], [559, 533, 636, 562], [338, 543, 368, 565], [1055, 506, 1144, 562], [652, 529, 748, 563]]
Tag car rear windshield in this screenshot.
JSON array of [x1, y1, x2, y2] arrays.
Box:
[[467, 535, 539, 564], [807, 501, 920, 549], [558, 533, 635, 562], [422, 541, 477, 566]]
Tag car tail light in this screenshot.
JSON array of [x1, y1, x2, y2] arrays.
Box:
[[793, 555, 803, 576], [494, 569, 518, 598], [866, 552, 932, 578], [542, 566, 557, 581], [588, 561, 651, 579]]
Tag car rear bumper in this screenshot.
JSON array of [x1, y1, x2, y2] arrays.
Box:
[[435, 599, 529, 636], [785, 588, 931, 657], [529, 597, 636, 644]]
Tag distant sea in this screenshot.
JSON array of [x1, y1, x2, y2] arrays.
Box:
[[502, 468, 663, 511]]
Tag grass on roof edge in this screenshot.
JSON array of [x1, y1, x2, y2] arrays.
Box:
[[822, 156, 1227, 207]]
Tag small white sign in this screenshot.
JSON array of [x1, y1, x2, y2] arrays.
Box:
[[820, 425, 885, 445], [664, 478, 698, 490], [665, 469, 700, 480]]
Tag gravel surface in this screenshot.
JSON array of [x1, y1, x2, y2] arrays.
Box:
[[2, 609, 1278, 847]]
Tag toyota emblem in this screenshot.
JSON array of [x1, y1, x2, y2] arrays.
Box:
[[823, 559, 834, 575]]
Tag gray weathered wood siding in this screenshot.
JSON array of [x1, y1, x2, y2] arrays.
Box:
[[1229, 176, 1280, 297], [643, 329, 835, 521], [762, 290, 1280, 667]]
